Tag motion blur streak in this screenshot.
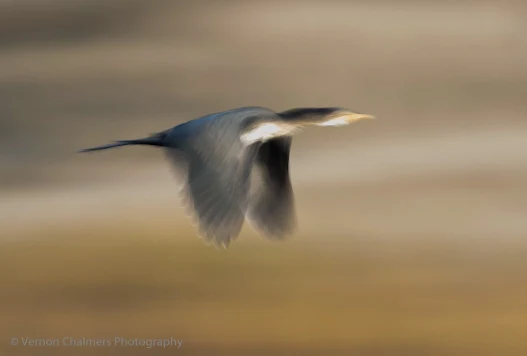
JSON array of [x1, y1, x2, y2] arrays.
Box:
[[1, 1, 527, 355]]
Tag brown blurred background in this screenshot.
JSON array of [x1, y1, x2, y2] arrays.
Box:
[[1, 0, 527, 355]]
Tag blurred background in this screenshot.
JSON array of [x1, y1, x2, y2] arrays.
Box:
[[1, 0, 527, 355]]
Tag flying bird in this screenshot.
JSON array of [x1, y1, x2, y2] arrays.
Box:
[[79, 106, 374, 248]]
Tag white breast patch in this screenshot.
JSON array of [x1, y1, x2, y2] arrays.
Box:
[[241, 123, 289, 145]]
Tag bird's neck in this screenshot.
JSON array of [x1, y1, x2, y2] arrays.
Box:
[[240, 121, 297, 145], [277, 107, 338, 126]]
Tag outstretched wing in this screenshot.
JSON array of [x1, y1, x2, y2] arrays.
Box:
[[164, 143, 261, 248], [246, 136, 296, 239], [163, 108, 274, 248]]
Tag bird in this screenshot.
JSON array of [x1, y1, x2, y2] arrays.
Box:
[[79, 106, 374, 248]]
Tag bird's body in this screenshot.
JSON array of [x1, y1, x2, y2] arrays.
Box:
[[80, 106, 374, 248]]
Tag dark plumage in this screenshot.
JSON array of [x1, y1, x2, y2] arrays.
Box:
[[79, 106, 374, 248]]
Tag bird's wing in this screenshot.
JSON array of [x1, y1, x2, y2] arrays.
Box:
[[164, 144, 260, 248], [246, 136, 296, 239], [163, 111, 269, 248]]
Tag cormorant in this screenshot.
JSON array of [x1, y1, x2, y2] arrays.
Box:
[[79, 106, 374, 248]]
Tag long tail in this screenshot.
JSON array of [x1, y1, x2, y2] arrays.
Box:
[[78, 135, 164, 153]]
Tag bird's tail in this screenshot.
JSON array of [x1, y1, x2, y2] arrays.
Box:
[[78, 134, 165, 153]]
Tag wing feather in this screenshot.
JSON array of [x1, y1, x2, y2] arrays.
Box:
[[163, 108, 272, 247], [246, 136, 296, 239]]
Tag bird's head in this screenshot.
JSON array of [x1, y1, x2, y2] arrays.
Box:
[[278, 107, 375, 127]]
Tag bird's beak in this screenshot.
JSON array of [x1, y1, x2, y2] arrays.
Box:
[[345, 112, 376, 123]]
